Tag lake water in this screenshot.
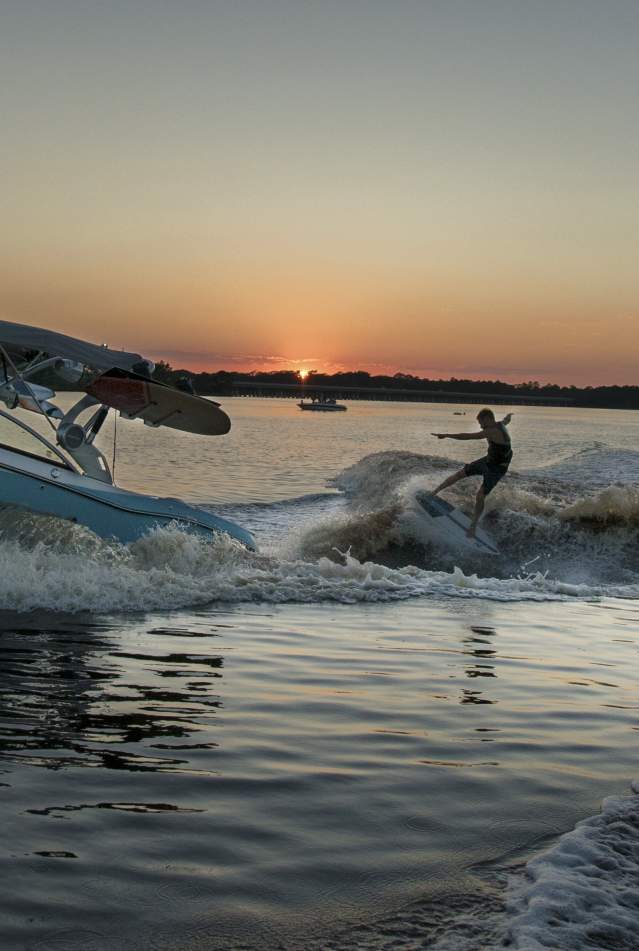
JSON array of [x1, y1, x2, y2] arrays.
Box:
[[1, 398, 638, 950]]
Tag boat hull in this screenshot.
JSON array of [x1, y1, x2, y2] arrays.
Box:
[[0, 446, 256, 549], [298, 402, 347, 411]]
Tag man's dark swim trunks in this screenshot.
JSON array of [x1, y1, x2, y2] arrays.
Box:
[[464, 457, 508, 495]]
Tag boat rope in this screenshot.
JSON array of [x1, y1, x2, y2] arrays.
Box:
[[111, 408, 118, 482]]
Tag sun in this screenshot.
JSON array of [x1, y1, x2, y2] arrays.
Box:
[[298, 368, 309, 381]]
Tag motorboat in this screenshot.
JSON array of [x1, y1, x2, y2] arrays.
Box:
[[298, 397, 346, 412], [0, 320, 256, 549]]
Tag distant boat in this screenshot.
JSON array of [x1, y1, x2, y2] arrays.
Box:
[[453, 411, 466, 415], [298, 397, 347, 412]]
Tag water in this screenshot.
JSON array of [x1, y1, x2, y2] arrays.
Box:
[[1, 398, 638, 950]]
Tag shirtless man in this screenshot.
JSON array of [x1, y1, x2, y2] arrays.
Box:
[[430, 409, 513, 537]]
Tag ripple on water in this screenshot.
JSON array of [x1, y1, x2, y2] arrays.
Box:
[[2, 594, 639, 950], [31, 932, 115, 951]]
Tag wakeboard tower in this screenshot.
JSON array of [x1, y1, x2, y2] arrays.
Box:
[[0, 319, 256, 549]]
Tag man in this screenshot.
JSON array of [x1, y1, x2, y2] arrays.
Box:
[[430, 409, 513, 537]]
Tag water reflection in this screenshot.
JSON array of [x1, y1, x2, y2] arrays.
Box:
[[0, 615, 228, 775], [460, 624, 498, 705], [1, 602, 637, 951]]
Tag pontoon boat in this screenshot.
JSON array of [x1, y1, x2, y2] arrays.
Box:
[[298, 397, 347, 412]]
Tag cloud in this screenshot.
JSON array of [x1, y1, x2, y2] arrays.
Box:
[[148, 348, 346, 373]]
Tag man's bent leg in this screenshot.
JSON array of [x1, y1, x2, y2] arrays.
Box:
[[467, 486, 485, 537], [432, 468, 467, 496]]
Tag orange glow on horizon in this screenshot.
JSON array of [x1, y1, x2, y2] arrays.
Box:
[[2, 5, 639, 390]]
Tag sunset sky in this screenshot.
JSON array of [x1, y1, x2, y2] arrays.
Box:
[[1, 1, 638, 385]]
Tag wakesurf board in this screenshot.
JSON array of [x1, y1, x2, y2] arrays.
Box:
[[414, 491, 500, 555]]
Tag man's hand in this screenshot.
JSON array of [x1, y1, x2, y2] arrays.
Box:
[[431, 433, 448, 439], [502, 413, 513, 425]]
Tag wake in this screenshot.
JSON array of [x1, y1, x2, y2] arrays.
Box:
[[1, 446, 638, 614]]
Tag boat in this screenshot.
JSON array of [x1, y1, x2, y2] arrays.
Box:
[[0, 320, 256, 549], [298, 397, 347, 412]]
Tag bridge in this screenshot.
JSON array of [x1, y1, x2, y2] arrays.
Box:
[[230, 380, 574, 407]]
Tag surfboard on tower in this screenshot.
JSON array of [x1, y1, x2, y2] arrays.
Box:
[[85, 367, 231, 436], [414, 490, 500, 555]]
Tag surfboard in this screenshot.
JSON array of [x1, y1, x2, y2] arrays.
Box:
[[86, 368, 231, 436], [414, 491, 500, 555]]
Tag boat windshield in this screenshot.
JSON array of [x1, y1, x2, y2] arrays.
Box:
[[0, 410, 72, 468]]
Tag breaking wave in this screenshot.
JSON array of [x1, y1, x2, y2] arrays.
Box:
[[306, 450, 639, 585], [498, 780, 639, 951], [322, 781, 639, 951], [1, 445, 639, 613], [527, 445, 639, 487], [0, 519, 634, 615]]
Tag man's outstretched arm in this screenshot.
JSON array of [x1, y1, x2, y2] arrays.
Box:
[[431, 430, 487, 441]]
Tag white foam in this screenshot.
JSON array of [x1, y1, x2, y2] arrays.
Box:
[[284, 503, 402, 563], [3, 445, 639, 614], [502, 782, 639, 950], [561, 484, 639, 527], [327, 452, 639, 587], [528, 446, 639, 487], [420, 782, 639, 951], [1, 516, 638, 615], [331, 450, 457, 508]]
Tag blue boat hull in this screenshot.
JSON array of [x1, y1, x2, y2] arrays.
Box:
[[0, 447, 256, 549]]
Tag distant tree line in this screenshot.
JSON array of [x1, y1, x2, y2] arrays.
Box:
[[151, 362, 639, 409]]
